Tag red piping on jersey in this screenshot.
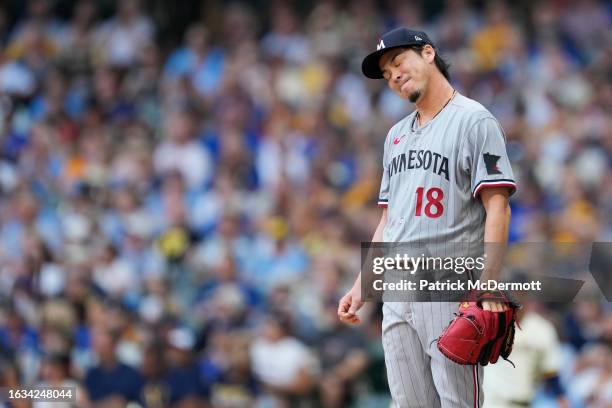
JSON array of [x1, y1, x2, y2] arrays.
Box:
[[473, 181, 516, 199], [377, 203, 388, 208]]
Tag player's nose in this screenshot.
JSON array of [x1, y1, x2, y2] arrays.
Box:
[[392, 71, 403, 84]]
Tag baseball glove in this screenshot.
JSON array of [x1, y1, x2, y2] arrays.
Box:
[[436, 291, 520, 366]]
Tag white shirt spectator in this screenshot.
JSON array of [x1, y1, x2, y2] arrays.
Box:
[[153, 140, 213, 190], [250, 336, 319, 387], [93, 257, 137, 297], [335, 72, 372, 124], [256, 131, 310, 192], [0, 61, 36, 96], [94, 14, 153, 67], [483, 311, 562, 407]]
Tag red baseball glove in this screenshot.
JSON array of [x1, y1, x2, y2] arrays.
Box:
[[436, 291, 520, 366]]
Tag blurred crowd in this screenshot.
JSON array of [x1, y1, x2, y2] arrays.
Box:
[[0, 0, 611, 407]]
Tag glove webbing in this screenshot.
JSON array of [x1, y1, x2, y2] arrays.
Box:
[[478, 312, 516, 367]]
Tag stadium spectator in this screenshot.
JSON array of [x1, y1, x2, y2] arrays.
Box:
[[250, 313, 319, 407], [83, 327, 143, 405]]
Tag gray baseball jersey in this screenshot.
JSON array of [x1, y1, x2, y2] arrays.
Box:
[[378, 92, 516, 408], [378, 92, 516, 243]]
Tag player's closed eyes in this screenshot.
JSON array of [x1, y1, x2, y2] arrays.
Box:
[[382, 53, 403, 81]]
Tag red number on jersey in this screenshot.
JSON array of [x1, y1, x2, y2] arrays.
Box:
[[415, 187, 444, 218]]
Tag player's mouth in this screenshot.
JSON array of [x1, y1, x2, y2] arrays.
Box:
[[400, 78, 411, 93]]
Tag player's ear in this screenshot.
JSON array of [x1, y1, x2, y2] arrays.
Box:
[[422, 44, 436, 64]]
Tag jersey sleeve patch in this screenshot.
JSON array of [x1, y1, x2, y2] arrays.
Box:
[[472, 179, 517, 198]]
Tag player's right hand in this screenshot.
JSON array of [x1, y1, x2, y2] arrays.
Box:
[[337, 285, 364, 325]]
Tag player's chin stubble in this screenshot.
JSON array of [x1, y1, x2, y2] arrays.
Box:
[[409, 90, 422, 103]]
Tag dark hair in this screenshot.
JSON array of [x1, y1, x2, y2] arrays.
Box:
[[410, 45, 451, 81], [45, 353, 71, 374]]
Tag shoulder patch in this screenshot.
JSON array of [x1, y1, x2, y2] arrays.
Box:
[[483, 152, 502, 175]]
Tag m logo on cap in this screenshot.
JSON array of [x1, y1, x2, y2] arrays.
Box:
[[376, 39, 386, 50]]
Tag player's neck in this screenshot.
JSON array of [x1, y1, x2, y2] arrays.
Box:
[[415, 80, 455, 126]]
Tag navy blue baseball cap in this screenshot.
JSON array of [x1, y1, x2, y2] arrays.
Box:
[[361, 27, 434, 79]]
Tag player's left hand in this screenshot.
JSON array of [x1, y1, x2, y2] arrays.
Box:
[[480, 300, 509, 312]]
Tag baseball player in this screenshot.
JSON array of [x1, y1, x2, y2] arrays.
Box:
[[337, 27, 517, 408]]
